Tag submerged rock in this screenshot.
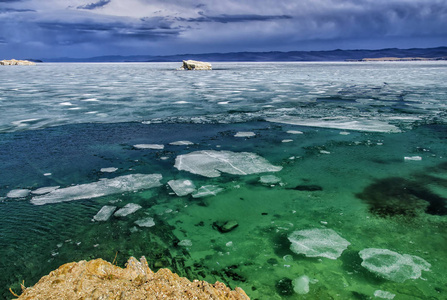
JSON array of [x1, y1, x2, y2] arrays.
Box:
[[288, 228, 350, 259], [213, 220, 239, 233], [181, 60, 212, 70], [292, 185, 323, 191], [359, 248, 431, 283], [16, 257, 250, 299], [174, 150, 282, 178], [356, 177, 447, 217]]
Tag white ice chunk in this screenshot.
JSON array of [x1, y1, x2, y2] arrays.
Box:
[[287, 130, 303, 135], [30, 174, 162, 205], [174, 150, 282, 178], [192, 185, 224, 198], [292, 275, 310, 295], [235, 131, 256, 137], [374, 290, 396, 299], [288, 229, 350, 260], [267, 116, 401, 133], [7, 189, 31, 198], [359, 248, 431, 282], [178, 239, 193, 247], [134, 144, 164, 150], [260, 175, 281, 184], [135, 217, 155, 227], [282, 139, 293, 143], [114, 203, 142, 217], [100, 167, 118, 173], [92, 205, 116, 222], [31, 186, 60, 195], [404, 156, 422, 161], [169, 141, 194, 146], [168, 179, 196, 196]]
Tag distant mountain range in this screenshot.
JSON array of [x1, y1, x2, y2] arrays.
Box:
[[42, 47, 447, 62]]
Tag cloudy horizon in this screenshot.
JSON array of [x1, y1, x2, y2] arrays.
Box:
[[0, 0, 446, 59]]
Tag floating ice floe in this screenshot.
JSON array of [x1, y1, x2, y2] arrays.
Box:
[[259, 175, 281, 185], [234, 131, 256, 137], [92, 205, 116, 222], [404, 156, 422, 161], [374, 290, 396, 299], [7, 189, 31, 198], [359, 248, 431, 282], [114, 203, 142, 217], [30, 174, 162, 205], [31, 186, 60, 195], [168, 179, 196, 196], [100, 167, 118, 173], [133, 144, 164, 150], [134, 217, 155, 227], [169, 140, 194, 146], [174, 150, 282, 178], [192, 185, 223, 198], [178, 239, 193, 247], [288, 229, 350, 260], [266, 116, 401, 133], [292, 275, 310, 295], [287, 130, 303, 135], [282, 139, 293, 143]]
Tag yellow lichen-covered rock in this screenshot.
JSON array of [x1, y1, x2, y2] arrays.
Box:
[[181, 60, 212, 70], [15, 257, 250, 300]]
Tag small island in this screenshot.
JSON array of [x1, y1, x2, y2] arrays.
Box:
[[1, 59, 36, 65]]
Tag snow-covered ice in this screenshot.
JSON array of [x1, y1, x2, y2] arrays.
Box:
[[259, 175, 281, 184], [292, 275, 310, 295], [92, 205, 116, 222], [30, 174, 162, 205], [168, 179, 196, 196], [114, 203, 142, 217], [404, 156, 422, 161], [359, 248, 431, 282], [174, 150, 282, 178], [374, 290, 396, 299], [288, 229, 350, 259]]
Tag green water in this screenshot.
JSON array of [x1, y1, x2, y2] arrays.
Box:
[[1, 121, 446, 299]]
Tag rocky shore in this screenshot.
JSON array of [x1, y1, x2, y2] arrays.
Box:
[[13, 257, 250, 300], [1, 59, 36, 65]]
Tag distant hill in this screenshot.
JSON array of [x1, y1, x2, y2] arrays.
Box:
[[42, 47, 447, 63]]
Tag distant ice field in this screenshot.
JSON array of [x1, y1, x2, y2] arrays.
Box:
[[0, 62, 446, 133]]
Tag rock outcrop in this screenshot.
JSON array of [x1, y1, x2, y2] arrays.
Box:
[[181, 60, 212, 70], [15, 257, 250, 300], [0, 59, 36, 66]]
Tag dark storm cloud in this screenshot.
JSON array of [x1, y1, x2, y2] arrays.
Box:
[[77, 0, 111, 10], [177, 13, 293, 24]]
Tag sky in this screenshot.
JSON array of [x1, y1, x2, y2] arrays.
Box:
[[0, 0, 446, 58]]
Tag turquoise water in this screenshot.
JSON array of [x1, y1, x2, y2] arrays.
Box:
[[0, 62, 446, 299]]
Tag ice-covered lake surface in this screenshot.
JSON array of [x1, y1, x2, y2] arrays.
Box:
[[0, 62, 446, 299]]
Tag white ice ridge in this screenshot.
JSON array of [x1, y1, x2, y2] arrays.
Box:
[[168, 179, 196, 196], [288, 228, 351, 260], [359, 248, 431, 282], [174, 150, 282, 178], [30, 174, 162, 205], [266, 116, 401, 133], [7, 189, 31, 198], [92, 205, 116, 222]]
